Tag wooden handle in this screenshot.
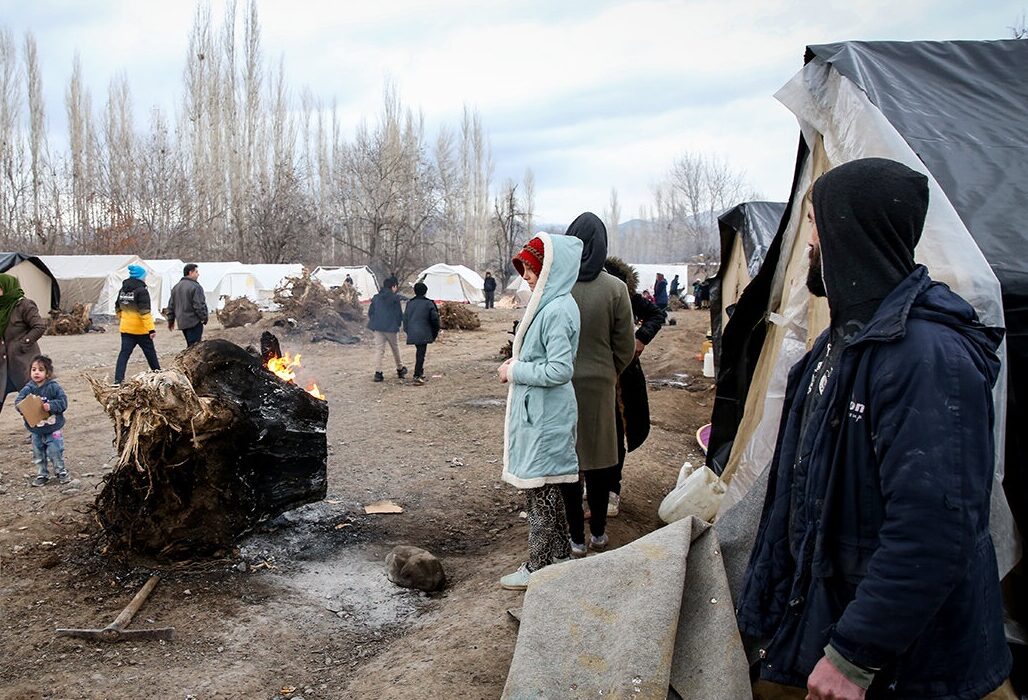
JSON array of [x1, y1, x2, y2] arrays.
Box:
[[107, 575, 160, 633]]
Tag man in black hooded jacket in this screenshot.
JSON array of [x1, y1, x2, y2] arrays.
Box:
[[736, 158, 1010, 699]]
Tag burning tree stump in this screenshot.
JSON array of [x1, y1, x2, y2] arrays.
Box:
[[88, 338, 328, 559]]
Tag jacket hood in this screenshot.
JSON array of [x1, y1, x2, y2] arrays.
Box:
[[813, 158, 928, 328], [566, 211, 607, 282], [603, 256, 638, 295], [855, 265, 1003, 385], [511, 233, 582, 359], [532, 233, 582, 310]]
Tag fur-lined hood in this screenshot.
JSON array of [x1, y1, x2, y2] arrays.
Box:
[[603, 256, 638, 295]]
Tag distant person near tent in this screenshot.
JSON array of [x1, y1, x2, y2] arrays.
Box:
[[653, 273, 668, 312], [483, 271, 497, 309], [669, 274, 680, 298], [0, 273, 46, 412], [402, 282, 440, 385], [114, 265, 161, 384], [497, 233, 582, 590], [344, 274, 353, 286], [563, 212, 636, 557], [692, 279, 702, 308], [602, 257, 665, 517], [698, 279, 711, 308], [736, 159, 1010, 699], [167, 263, 208, 347], [368, 276, 407, 383]]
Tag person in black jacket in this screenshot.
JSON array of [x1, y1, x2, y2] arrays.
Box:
[[737, 159, 1010, 699], [602, 257, 665, 517], [402, 282, 440, 385], [367, 276, 407, 382], [483, 271, 497, 309]]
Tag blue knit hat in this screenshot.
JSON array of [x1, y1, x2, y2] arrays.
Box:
[[128, 264, 146, 280]]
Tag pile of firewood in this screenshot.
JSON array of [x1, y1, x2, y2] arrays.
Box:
[[270, 271, 364, 344], [46, 303, 98, 335], [668, 295, 688, 311], [217, 297, 263, 328], [438, 302, 481, 331]]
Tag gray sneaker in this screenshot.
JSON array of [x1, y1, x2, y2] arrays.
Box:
[[569, 539, 588, 558], [589, 533, 609, 551], [30, 475, 48, 487], [58, 473, 72, 485]]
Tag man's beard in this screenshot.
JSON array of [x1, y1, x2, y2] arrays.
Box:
[[807, 245, 827, 297]]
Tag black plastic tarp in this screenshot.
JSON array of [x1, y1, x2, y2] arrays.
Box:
[[0, 252, 60, 309], [708, 40, 1028, 536], [709, 201, 785, 363]]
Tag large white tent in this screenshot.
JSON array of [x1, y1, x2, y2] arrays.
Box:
[[144, 259, 185, 311], [39, 255, 162, 318], [196, 262, 260, 311], [417, 264, 485, 304], [312, 266, 379, 301], [248, 264, 305, 308]]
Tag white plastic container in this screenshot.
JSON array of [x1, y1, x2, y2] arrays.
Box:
[[658, 464, 726, 524], [702, 348, 715, 378]]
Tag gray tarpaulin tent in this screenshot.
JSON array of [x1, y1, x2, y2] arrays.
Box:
[[0, 253, 60, 311], [709, 202, 785, 364]]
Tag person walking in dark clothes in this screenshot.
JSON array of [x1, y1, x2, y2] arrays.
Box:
[[669, 274, 680, 299], [114, 265, 160, 384], [402, 282, 440, 385], [483, 271, 497, 309], [737, 159, 1010, 699], [602, 257, 665, 517], [166, 263, 208, 347], [367, 276, 407, 382], [653, 273, 668, 312], [562, 212, 636, 557]]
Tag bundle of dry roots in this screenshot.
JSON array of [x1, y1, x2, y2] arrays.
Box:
[[87, 339, 328, 559], [47, 304, 96, 335], [668, 296, 688, 311], [272, 271, 364, 343], [438, 302, 481, 330], [217, 297, 263, 328]]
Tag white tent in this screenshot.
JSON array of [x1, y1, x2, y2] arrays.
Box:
[[417, 264, 486, 304], [195, 262, 260, 311], [0, 254, 57, 311], [505, 275, 532, 306], [312, 266, 379, 301], [144, 259, 185, 311], [248, 264, 305, 308], [39, 255, 163, 318], [628, 263, 691, 295]]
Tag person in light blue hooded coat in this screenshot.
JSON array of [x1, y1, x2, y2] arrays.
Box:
[[497, 232, 583, 590]]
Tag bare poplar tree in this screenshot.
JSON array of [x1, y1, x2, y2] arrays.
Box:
[[604, 187, 620, 256], [24, 31, 48, 247], [492, 178, 528, 286], [0, 28, 25, 245]]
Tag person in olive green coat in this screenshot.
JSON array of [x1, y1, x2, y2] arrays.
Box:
[[0, 273, 47, 412], [561, 212, 636, 555]]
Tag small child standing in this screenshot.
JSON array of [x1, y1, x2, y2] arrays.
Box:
[[402, 282, 440, 385], [498, 233, 584, 590], [15, 355, 70, 486]]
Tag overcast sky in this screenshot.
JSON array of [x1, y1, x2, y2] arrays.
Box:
[[1, 0, 1023, 225]]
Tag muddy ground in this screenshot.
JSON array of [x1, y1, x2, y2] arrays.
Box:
[[0, 304, 714, 700]]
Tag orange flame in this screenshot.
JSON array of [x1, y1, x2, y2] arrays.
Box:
[[264, 352, 326, 400]]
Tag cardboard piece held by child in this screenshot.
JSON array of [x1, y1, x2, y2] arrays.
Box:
[[18, 394, 49, 426]]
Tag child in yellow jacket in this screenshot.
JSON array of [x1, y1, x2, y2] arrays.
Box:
[[114, 264, 160, 384]]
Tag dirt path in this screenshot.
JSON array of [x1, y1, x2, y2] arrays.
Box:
[[0, 306, 713, 700]]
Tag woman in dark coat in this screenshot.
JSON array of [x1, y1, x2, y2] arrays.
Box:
[[0, 273, 47, 412], [402, 282, 440, 385], [602, 258, 665, 516]]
